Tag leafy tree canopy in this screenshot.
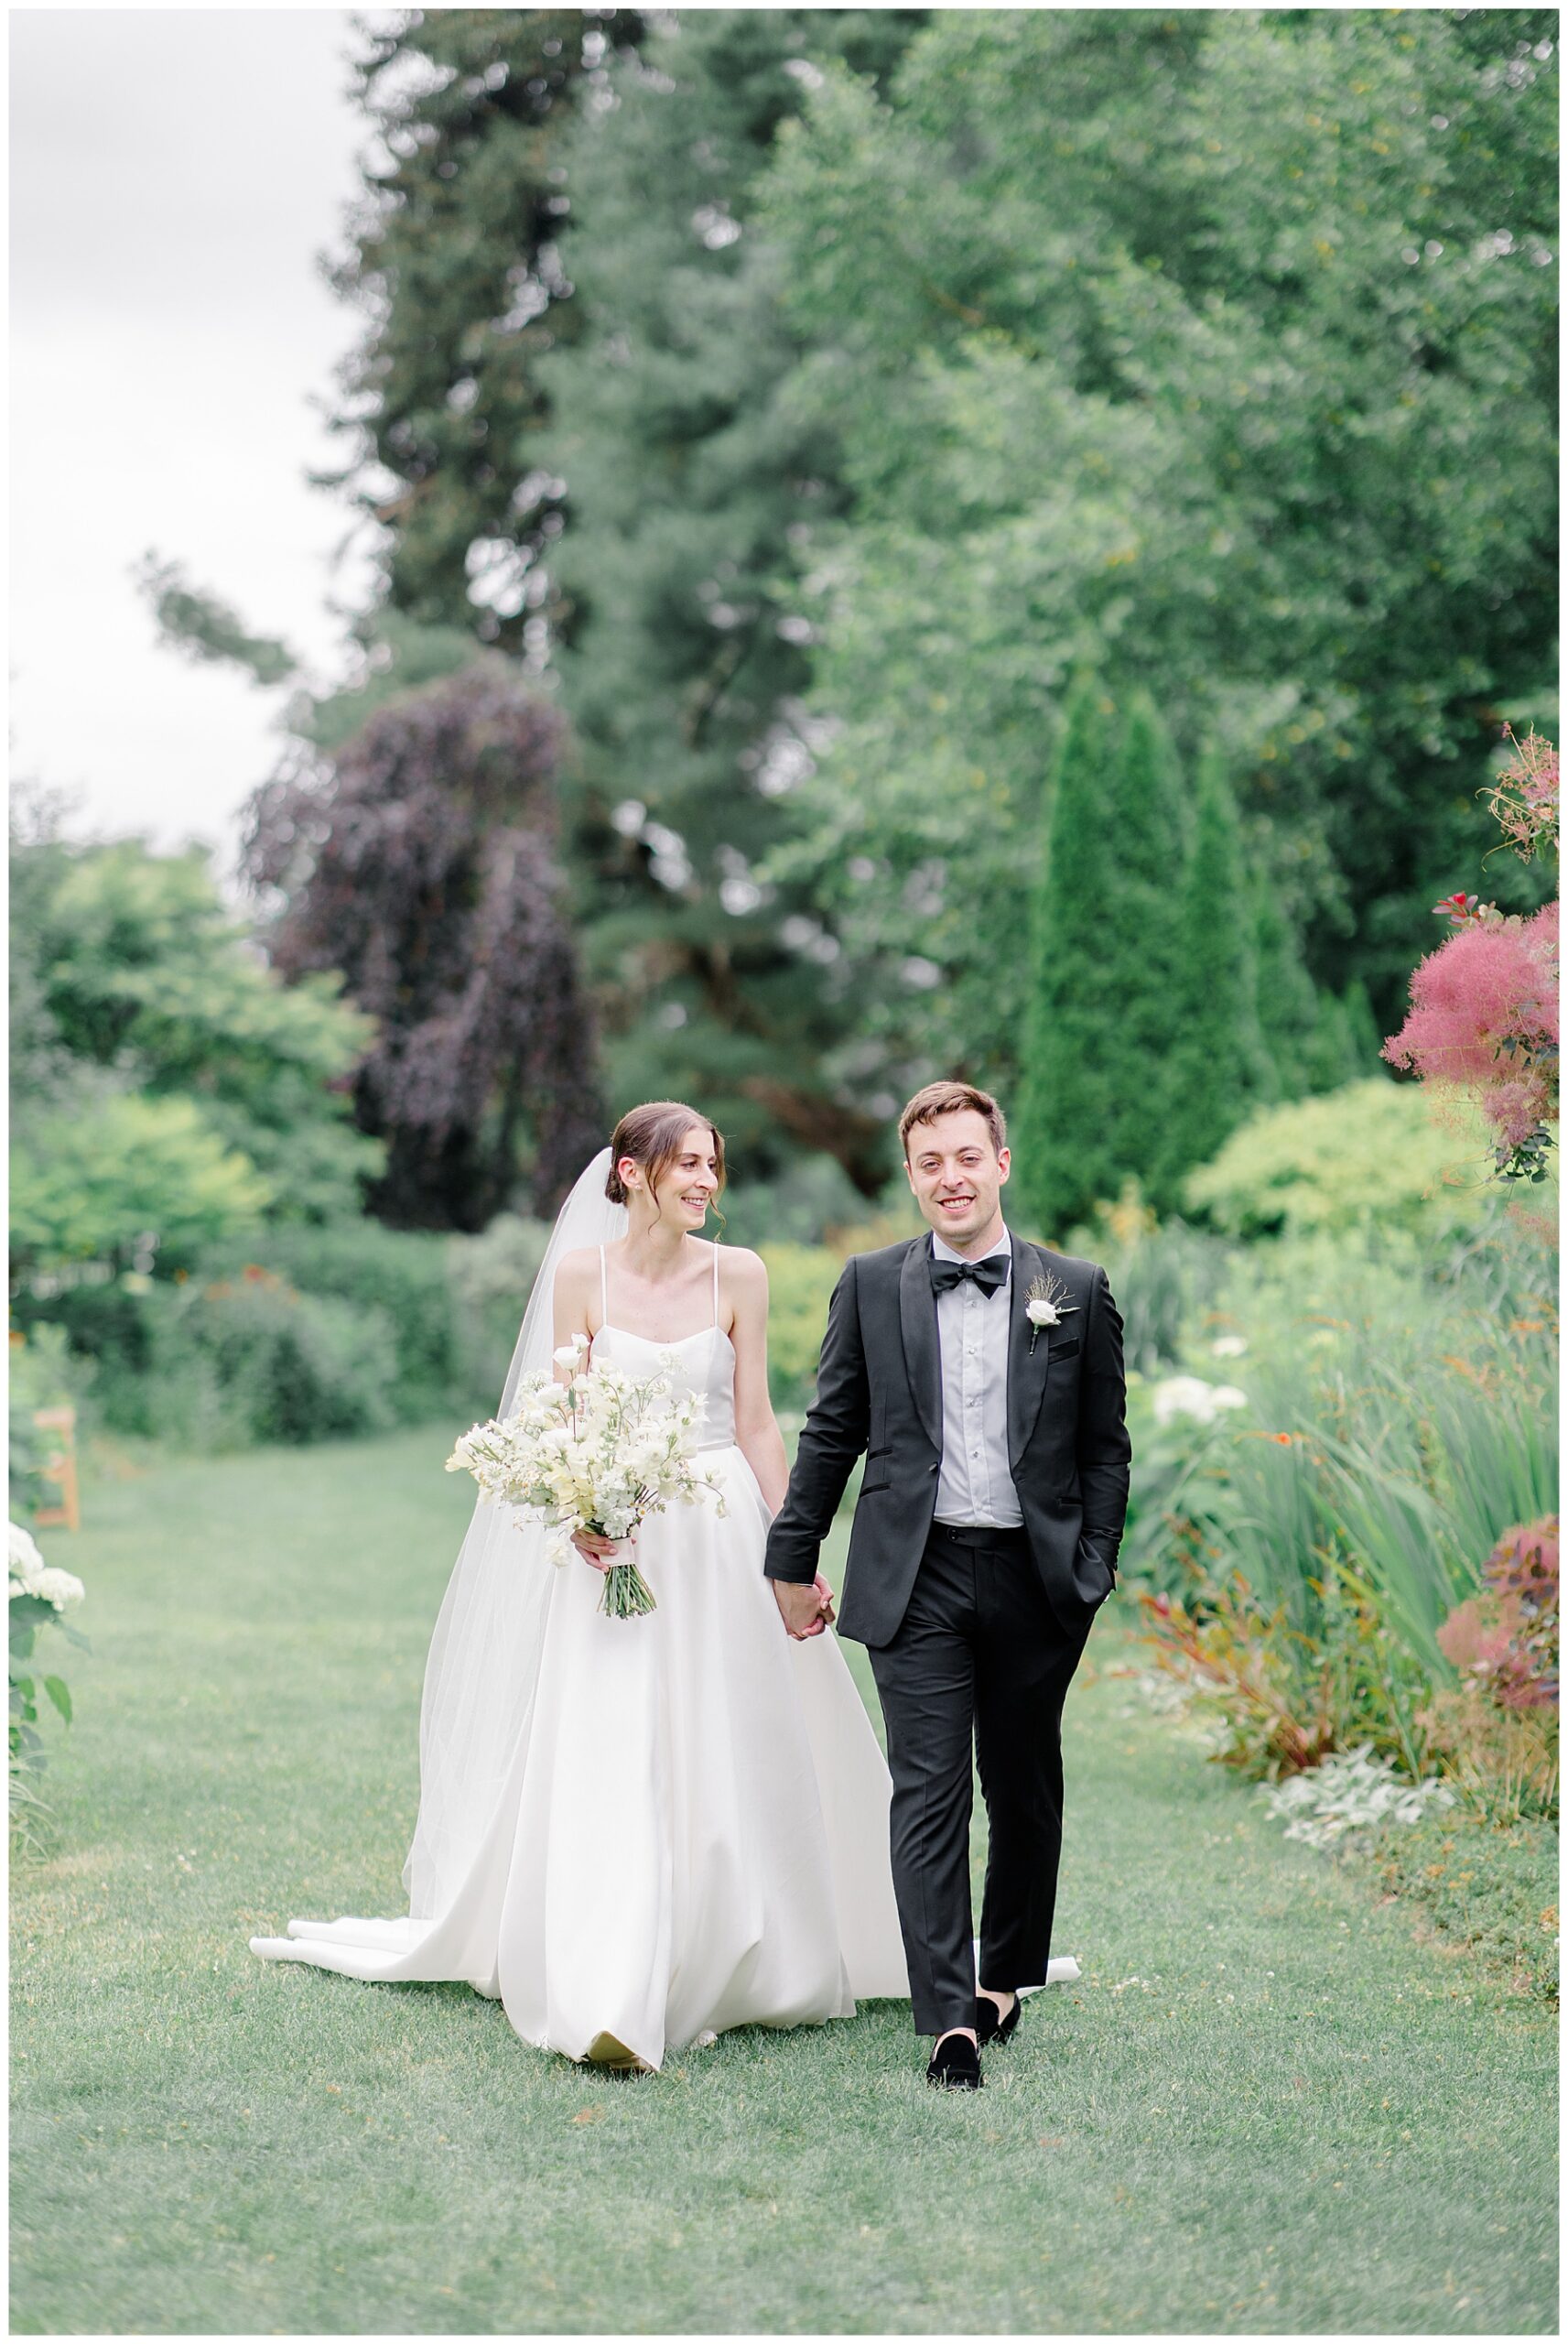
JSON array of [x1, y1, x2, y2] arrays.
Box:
[[753, 8, 1557, 1102], [10, 824, 381, 1267]]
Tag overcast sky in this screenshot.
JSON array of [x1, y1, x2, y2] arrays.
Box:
[[9, 9, 378, 881]]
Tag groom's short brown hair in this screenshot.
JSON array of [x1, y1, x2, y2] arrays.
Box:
[[899, 1081, 1007, 1160]]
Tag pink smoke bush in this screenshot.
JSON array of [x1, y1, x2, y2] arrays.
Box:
[[1384, 722, 1558, 1183], [1437, 1516, 1560, 1710], [1382, 901, 1558, 1162]]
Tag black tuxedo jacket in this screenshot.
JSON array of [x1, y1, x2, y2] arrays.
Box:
[[763, 1230, 1131, 1647]]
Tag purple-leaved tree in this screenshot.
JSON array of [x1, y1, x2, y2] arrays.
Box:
[[242, 660, 602, 1228]]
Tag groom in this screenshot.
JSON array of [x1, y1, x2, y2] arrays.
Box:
[[765, 1081, 1130, 2089]]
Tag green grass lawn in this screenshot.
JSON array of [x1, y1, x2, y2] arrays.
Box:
[[10, 1424, 1558, 2334]]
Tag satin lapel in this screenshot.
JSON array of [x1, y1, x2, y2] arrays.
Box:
[[1007, 1234, 1052, 1470], [898, 1235, 943, 1454]]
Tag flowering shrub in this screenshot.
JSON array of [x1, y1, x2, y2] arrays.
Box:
[[1123, 1208, 1556, 1822], [1135, 1570, 1433, 1783], [1383, 724, 1559, 1183], [1436, 1515, 1559, 1711], [1151, 1374, 1248, 1429], [8, 1522, 89, 1848], [1382, 904, 1558, 1180], [1416, 1515, 1561, 1820]]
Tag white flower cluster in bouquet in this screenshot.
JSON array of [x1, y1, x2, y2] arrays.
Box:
[[445, 1335, 727, 1617]]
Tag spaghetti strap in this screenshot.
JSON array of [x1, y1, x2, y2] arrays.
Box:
[[711, 1242, 720, 1331], [600, 1243, 609, 1325]]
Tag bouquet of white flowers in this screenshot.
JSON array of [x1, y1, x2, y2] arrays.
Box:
[[445, 1334, 728, 1619]]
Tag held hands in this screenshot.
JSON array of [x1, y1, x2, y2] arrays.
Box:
[[773, 1574, 836, 1640]]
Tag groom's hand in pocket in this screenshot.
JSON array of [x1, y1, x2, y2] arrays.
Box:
[[773, 1577, 834, 1638]]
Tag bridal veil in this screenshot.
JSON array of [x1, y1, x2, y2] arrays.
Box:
[[400, 1146, 624, 1921]]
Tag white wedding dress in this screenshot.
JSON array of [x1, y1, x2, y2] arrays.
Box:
[[250, 1243, 909, 2071]]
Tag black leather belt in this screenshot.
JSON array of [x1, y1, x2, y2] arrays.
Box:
[[929, 1520, 1030, 1549]]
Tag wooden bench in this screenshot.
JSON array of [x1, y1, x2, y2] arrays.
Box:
[[30, 1405, 81, 1533]]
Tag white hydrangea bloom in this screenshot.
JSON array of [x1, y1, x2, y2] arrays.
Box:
[[8, 1521, 45, 1596], [1152, 1376, 1250, 1428], [34, 1566, 85, 1610]]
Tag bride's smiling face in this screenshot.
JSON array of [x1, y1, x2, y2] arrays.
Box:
[[620, 1124, 720, 1230]]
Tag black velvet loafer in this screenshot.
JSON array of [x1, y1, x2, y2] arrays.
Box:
[[974, 1992, 1022, 2048], [925, 2033, 983, 2089]]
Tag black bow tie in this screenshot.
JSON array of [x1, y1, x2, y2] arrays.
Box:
[[929, 1252, 1010, 1298]]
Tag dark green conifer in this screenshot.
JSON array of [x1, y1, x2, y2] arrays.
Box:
[[1101, 690, 1190, 1204], [1250, 867, 1319, 1105], [1014, 678, 1119, 1238], [1154, 748, 1254, 1204]]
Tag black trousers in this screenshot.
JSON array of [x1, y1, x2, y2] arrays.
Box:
[[866, 1521, 1093, 2037]]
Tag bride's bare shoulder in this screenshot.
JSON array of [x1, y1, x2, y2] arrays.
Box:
[[552, 1245, 602, 1292], [714, 1243, 768, 1295]]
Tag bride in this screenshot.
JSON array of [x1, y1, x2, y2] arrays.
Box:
[[249, 1100, 909, 2070]]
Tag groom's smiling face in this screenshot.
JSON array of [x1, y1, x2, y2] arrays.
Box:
[[904, 1110, 1010, 1254]]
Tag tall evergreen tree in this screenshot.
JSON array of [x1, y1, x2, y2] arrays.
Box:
[[1014, 678, 1119, 1238], [1154, 749, 1256, 1206], [534, 9, 925, 1185], [322, 8, 645, 652], [1250, 867, 1321, 1105], [1099, 690, 1190, 1198], [1305, 977, 1383, 1094]]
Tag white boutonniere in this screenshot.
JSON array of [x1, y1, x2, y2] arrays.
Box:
[[1025, 1269, 1079, 1355]]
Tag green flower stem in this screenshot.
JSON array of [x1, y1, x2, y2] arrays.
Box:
[[600, 1559, 657, 1620]]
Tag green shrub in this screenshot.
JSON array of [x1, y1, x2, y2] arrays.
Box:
[[6, 1323, 92, 1523], [103, 1273, 400, 1449], [1182, 1077, 1540, 1240], [9, 1276, 149, 1396], [193, 1220, 457, 1412], [757, 1243, 842, 1407], [717, 1156, 870, 1249], [1087, 1215, 1233, 1376], [443, 1213, 552, 1410]]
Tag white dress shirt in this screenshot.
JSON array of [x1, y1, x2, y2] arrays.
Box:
[[931, 1225, 1022, 1529]]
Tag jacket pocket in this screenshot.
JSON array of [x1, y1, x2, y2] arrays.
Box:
[[860, 1481, 891, 1497], [1046, 1337, 1081, 1365]]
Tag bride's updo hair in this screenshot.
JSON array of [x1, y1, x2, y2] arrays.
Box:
[[605, 1101, 727, 1213]]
